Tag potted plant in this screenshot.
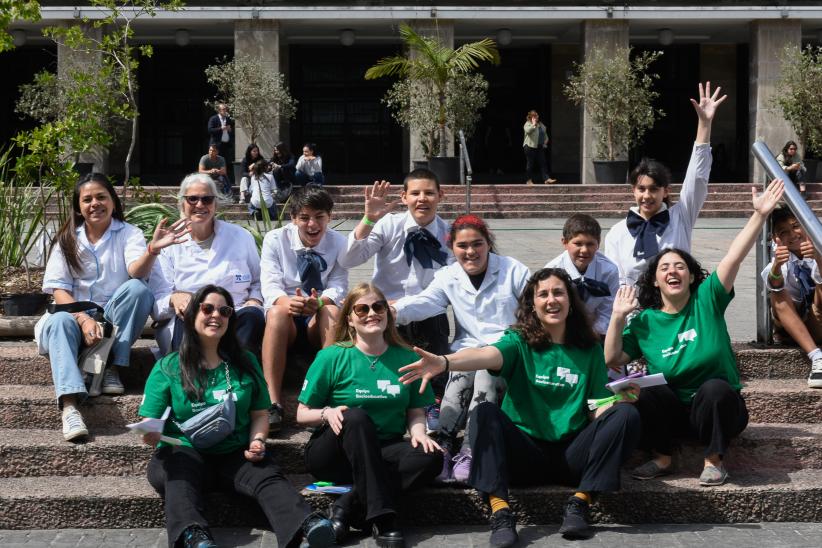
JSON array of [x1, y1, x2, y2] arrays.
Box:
[[366, 23, 499, 183], [774, 45, 822, 183], [563, 47, 664, 183]]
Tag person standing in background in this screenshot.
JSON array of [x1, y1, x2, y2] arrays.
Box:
[[207, 103, 234, 163], [523, 110, 557, 185]]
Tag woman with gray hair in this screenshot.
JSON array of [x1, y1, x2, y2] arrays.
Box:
[[149, 173, 265, 357]]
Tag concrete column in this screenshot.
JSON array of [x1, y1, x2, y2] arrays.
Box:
[[57, 22, 108, 173], [408, 19, 454, 169], [749, 20, 801, 184], [580, 20, 629, 184], [234, 20, 281, 163]]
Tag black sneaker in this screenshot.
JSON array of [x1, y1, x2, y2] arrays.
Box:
[[559, 495, 593, 540], [181, 525, 217, 548], [488, 507, 518, 547], [268, 402, 284, 434], [300, 511, 335, 547]]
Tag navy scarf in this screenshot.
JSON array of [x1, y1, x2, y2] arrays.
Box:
[[626, 209, 670, 259]]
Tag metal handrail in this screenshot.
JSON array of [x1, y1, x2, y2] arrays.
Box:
[[751, 141, 822, 342], [458, 130, 472, 214]]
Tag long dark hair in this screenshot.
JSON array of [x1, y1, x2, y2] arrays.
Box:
[[177, 285, 256, 401], [53, 173, 125, 275], [629, 158, 672, 207], [636, 248, 709, 310], [782, 140, 798, 159], [512, 268, 598, 350], [243, 143, 264, 166], [273, 142, 292, 162]]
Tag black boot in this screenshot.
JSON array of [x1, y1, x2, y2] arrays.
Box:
[[372, 514, 404, 548], [180, 525, 218, 548]]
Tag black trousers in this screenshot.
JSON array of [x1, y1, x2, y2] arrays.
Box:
[[304, 407, 441, 523], [397, 314, 450, 398], [147, 445, 311, 548], [634, 378, 749, 458], [468, 401, 640, 500], [524, 145, 548, 182], [171, 306, 265, 358]]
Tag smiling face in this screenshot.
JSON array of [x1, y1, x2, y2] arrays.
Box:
[[194, 292, 230, 341], [632, 175, 669, 219], [78, 181, 115, 229], [347, 292, 389, 339], [292, 206, 330, 247], [452, 228, 489, 275], [562, 233, 599, 273], [533, 275, 570, 330], [402, 178, 443, 226], [302, 146, 313, 157], [773, 216, 806, 255], [182, 181, 217, 227], [654, 251, 694, 301]]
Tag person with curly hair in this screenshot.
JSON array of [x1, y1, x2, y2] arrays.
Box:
[[604, 179, 785, 487], [398, 268, 640, 544]]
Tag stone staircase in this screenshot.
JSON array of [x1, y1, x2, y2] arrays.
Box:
[[0, 338, 820, 530], [47, 183, 822, 220]]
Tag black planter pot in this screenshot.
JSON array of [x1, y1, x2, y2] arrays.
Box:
[[428, 156, 460, 185], [593, 160, 629, 184], [74, 162, 94, 176], [1, 293, 49, 316], [804, 159, 819, 183], [412, 160, 429, 171]]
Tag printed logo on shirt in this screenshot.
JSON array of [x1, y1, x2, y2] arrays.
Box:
[[662, 328, 698, 358], [534, 366, 578, 388], [212, 389, 238, 402], [302, 379, 308, 391], [234, 272, 251, 283], [377, 379, 401, 396], [354, 380, 400, 400]]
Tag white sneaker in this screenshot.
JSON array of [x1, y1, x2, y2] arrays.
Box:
[[101, 367, 125, 395], [62, 408, 89, 441], [809, 357, 822, 389]]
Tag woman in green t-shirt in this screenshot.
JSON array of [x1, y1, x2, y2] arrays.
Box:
[[398, 268, 641, 545], [139, 285, 334, 548], [605, 179, 784, 488], [297, 283, 442, 548]]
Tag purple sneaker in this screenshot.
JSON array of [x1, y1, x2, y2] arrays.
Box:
[[435, 450, 454, 483], [452, 448, 472, 483]]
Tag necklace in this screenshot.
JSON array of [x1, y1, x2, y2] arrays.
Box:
[[367, 354, 379, 371]]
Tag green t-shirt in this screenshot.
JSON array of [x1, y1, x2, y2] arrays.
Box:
[[621, 271, 741, 404], [138, 352, 271, 454], [298, 344, 434, 440], [490, 329, 610, 442]]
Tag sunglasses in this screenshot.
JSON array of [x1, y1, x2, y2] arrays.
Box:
[[199, 303, 234, 318], [184, 195, 216, 205], [351, 301, 389, 319]]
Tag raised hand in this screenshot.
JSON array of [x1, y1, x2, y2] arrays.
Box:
[[773, 245, 791, 272], [612, 286, 639, 320], [690, 81, 727, 124], [149, 217, 191, 252], [363, 180, 398, 224], [398, 347, 448, 393], [752, 179, 785, 217]]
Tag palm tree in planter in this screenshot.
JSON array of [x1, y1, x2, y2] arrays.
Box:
[[365, 23, 500, 182], [564, 46, 664, 183]]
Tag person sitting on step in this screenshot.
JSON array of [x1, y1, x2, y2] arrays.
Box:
[[603, 81, 726, 286], [605, 179, 785, 487], [761, 206, 822, 389], [260, 186, 349, 435], [140, 285, 335, 548], [399, 268, 641, 545], [297, 283, 442, 548]]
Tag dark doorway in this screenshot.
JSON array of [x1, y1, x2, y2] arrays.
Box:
[[137, 45, 232, 185], [0, 46, 57, 151], [289, 45, 404, 183]]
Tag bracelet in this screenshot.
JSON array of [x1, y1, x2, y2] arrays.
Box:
[[442, 355, 450, 373], [361, 215, 376, 227], [317, 297, 325, 309], [319, 406, 330, 426], [147, 242, 161, 256], [768, 270, 783, 281], [252, 436, 266, 445]]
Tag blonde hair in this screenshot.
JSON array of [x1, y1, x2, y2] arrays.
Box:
[[333, 283, 410, 349]]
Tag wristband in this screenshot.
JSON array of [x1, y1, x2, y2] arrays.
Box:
[[252, 436, 266, 445], [317, 297, 325, 309], [320, 406, 330, 426], [768, 270, 783, 281], [147, 242, 161, 256], [442, 355, 450, 373], [361, 215, 376, 227]]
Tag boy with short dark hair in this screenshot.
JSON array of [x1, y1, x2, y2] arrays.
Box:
[[545, 213, 619, 337], [761, 207, 822, 388], [260, 187, 350, 433]]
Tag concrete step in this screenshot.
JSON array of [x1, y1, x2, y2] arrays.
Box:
[[1, 469, 820, 529], [2, 422, 818, 479], [742, 379, 822, 423]]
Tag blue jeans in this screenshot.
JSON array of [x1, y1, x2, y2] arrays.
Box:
[[40, 279, 154, 402]]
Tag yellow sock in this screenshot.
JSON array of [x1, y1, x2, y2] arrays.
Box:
[[574, 492, 591, 504], [489, 495, 510, 514]]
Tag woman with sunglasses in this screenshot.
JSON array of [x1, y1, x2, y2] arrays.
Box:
[[297, 283, 442, 548], [149, 173, 265, 358], [398, 268, 641, 545], [140, 285, 335, 548]]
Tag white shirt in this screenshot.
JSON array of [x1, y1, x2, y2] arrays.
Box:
[[296, 156, 322, 177], [760, 252, 822, 304], [260, 223, 348, 307], [248, 173, 276, 209], [545, 250, 619, 336], [219, 115, 229, 143], [604, 143, 712, 286], [149, 220, 263, 320], [337, 211, 452, 301], [394, 253, 531, 351]]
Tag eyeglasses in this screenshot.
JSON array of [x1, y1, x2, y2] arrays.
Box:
[[199, 303, 234, 318], [351, 301, 389, 318], [183, 195, 216, 205]]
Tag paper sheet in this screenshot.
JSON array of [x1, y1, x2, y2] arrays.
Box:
[[606, 373, 667, 394], [126, 406, 182, 446]]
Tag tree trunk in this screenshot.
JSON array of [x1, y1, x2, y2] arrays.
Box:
[[438, 90, 447, 157], [122, 113, 137, 198]]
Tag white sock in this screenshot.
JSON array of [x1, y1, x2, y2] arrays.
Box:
[[807, 348, 822, 361]]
